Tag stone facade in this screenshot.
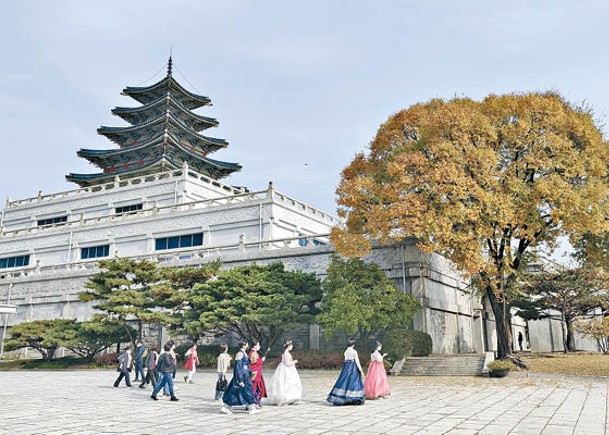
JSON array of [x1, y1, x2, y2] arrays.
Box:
[[8, 165, 581, 356]]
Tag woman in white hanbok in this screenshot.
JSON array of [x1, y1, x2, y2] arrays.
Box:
[[267, 340, 302, 405]]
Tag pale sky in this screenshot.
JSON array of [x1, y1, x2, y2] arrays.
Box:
[[1, 0, 608, 223]]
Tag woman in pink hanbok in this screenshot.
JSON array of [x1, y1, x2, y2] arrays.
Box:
[[364, 342, 390, 399]]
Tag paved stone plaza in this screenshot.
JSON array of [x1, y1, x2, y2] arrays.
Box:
[[0, 369, 607, 435]]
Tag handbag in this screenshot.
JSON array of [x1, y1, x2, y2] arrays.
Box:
[[215, 375, 228, 392]]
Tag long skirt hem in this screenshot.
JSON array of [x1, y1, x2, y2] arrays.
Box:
[[326, 360, 365, 406]]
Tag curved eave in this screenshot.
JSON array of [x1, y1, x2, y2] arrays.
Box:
[[203, 156, 242, 171], [98, 112, 228, 148], [94, 127, 225, 155], [122, 76, 211, 108], [67, 153, 240, 187], [111, 95, 219, 131], [78, 133, 230, 168]]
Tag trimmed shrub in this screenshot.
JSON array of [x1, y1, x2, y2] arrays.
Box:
[[383, 327, 433, 362], [291, 350, 344, 370], [487, 359, 516, 372], [410, 330, 433, 357]]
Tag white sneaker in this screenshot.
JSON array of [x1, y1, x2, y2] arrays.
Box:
[[248, 408, 260, 415], [221, 406, 233, 414]]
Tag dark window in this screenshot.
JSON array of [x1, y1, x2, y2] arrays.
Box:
[[81, 245, 110, 260], [299, 238, 325, 247], [168, 236, 179, 250], [115, 203, 143, 214], [155, 233, 204, 251], [180, 235, 192, 247], [0, 255, 30, 269], [192, 233, 203, 246], [37, 216, 68, 227]]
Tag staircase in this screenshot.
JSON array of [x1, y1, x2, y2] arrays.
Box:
[[391, 354, 487, 376]]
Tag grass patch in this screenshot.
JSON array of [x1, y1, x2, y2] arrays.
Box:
[[0, 356, 99, 371], [519, 352, 609, 377]]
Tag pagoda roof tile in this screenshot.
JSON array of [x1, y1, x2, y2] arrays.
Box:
[[111, 94, 218, 131], [67, 152, 240, 187], [123, 76, 211, 109], [77, 135, 241, 172], [98, 112, 228, 148]]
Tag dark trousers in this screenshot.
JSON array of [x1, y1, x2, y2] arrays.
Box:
[[114, 370, 132, 387], [140, 369, 158, 387]]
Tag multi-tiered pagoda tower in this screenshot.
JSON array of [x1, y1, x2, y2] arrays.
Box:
[[66, 58, 241, 186]]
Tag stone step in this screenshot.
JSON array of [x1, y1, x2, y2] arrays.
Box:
[[394, 355, 486, 376]]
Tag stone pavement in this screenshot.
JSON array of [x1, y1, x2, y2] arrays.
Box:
[[0, 369, 607, 435]]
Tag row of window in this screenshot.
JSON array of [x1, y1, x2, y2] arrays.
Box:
[[298, 238, 326, 247], [37, 216, 67, 227], [155, 233, 204, 251], [81, 233, 205, 260], [0, 255, 30, 269], [1, 234, 325, 268], [81, 245, 110, 260], [35, 203, 144, 228], [115, 203, 143, 214]]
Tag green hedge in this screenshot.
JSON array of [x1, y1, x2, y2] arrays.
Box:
[[383, 327, 433, 361]]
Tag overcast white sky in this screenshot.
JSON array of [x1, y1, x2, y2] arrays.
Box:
[[1, 0, 608, 229]]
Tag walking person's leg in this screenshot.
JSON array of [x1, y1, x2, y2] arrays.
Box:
[[168, 375, 178, 400], [151, 373, 167, 400], [113, 372, 124, 387], [139, 370, 149, 388], [214, 373, 222, 400]]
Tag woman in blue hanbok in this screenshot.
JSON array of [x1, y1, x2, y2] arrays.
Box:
[[326, 338, 366, 405], [221, 341, 259, 414]]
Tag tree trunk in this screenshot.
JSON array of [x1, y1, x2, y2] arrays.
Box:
[[486, 286, 512, 359], [560, 312, 568, 353], [565, 316, 575, 351]]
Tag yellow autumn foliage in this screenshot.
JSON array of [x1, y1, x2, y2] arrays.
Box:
[[334, 92, 609, 292]]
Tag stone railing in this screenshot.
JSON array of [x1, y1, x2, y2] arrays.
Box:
[[0, 234, 331, 280], [1, 183, 341, 238], [0, 189, 270, 238], [4, 165, 246, 209], [270, 190, 341, 225]]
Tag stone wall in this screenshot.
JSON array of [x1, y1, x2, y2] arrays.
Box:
[[0, 239, 480, 355]]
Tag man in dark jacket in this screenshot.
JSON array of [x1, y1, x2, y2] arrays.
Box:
[[150, 342, 179, 401], [133, 340, 146, 382], [139, 346, 159, 388]]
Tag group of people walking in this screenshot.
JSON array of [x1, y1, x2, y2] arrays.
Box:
[[114, 339, 181, 401], [113, 337, 390, 413]]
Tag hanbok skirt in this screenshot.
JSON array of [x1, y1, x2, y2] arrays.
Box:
[[364, 361, 390, 399], [251, 370, 267, 404], [222, 377, 255, 406], [267, 363, 302, 405], [326, 360, 365, 405]]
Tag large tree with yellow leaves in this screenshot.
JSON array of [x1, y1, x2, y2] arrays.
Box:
[[332, 93, 609, 359]]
